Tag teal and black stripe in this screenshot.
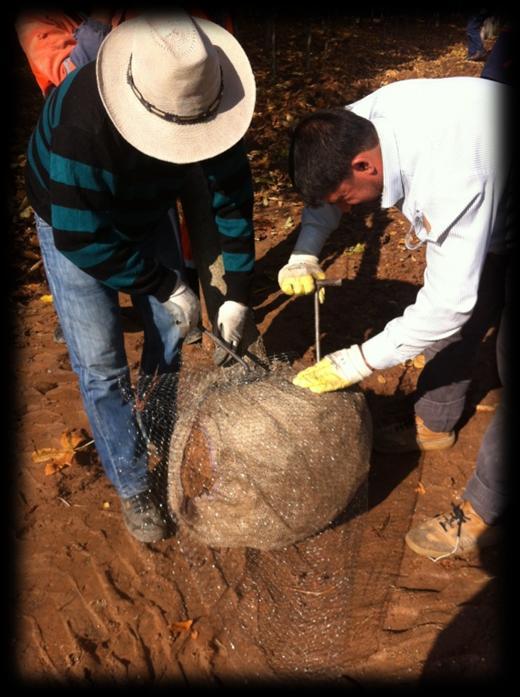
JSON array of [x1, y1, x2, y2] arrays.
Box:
[[25, 62, 255, 301]]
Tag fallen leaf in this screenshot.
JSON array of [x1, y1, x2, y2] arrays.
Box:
[[413, 354, 426, 369], [32, 428, 93, 476], [171, 619, 193, 633], [345, 242, 366, 255], [415, 481, 426, 495], [44, 459, 71, 476], [60, 428, 92, 451], [32, 447, 65, 464], [40, 294, 53, 303], [19, 206, 33, 220]]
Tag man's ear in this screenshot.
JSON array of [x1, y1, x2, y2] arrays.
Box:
[[351, 153, 374, 173], [351, 146, 381, 175]]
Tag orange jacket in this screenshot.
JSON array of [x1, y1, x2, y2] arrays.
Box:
[[15, 11, 130, 96], [16, 9, 234, 97]]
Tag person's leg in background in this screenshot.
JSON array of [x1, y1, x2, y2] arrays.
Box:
[[466, 13, 487, 60], [481, 27, 514, 85], [35, 213, 180, 542], [463, 258, 511, 527]]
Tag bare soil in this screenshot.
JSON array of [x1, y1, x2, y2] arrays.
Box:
[[8, 12, 508, 688]]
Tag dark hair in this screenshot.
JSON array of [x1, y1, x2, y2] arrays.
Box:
[[288, 108, 379, 207]]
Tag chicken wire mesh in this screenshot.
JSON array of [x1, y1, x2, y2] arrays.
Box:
[[167, 357, 370, 549], [127, 352, 372, 678]]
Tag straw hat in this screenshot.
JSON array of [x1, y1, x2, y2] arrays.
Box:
[[96, 11, 256, 163]]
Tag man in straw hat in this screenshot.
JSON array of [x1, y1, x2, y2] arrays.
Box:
[[24, 11, 256, 542]]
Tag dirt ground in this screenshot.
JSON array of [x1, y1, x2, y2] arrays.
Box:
[[8, 12, 509, 687]]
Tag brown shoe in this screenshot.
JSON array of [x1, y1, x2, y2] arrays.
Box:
[[373, 415, 456, 453], [405, 500, 501, 561]]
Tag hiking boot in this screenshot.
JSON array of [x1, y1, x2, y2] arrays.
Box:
[[121, 490, 172, 543], [373, 415, 456, 454], [405, 500, 501, 561]]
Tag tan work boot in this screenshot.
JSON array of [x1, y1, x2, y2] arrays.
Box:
[[373, 415, 456, 453], [405, 500, 501, 561]]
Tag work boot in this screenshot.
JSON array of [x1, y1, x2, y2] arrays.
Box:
[[405, 500, 501, 561], [373, 415, 456, 453], [121, 490, 172, 543]]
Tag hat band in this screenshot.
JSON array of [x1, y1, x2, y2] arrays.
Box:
[[126, 55, 224, 124]]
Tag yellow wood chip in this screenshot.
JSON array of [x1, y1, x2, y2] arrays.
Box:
[[415, 481, 426, 495], [413, 354, 426, 369], [172, 619, 193, 633]]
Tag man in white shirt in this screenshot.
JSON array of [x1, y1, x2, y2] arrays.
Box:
[[277, 77, 512, 559]]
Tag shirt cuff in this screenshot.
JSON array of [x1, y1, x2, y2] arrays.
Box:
[[361, 332, 403, 371]]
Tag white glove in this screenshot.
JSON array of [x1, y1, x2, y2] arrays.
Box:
[[162, 272, 200, 339], [278, 253, 326, 301], [217, 300, 249, 348], [293, 345, 372, 393]]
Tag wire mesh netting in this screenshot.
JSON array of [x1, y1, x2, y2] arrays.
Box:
[[167, 357, 370, 550], [126, 352, 372, 677]]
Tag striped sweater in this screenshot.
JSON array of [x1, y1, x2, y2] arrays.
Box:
[[25, 61, 255, 304]]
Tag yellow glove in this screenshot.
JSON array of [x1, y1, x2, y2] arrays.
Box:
[[278, 253, 326, 302], [293, 346, 372, 394]]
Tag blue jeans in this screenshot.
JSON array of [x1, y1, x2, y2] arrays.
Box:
[[466, 15, 485, 57], [464, 260, 511, 524], [35, 213, 182, 499]]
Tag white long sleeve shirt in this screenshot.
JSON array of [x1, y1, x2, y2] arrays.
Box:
[[292, 77, 511, 370]]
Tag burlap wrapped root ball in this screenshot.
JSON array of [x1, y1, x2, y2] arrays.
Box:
[[167, 367, 372, 550]]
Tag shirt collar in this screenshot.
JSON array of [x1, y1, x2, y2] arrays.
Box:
[[371, 117, 403, 209]]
